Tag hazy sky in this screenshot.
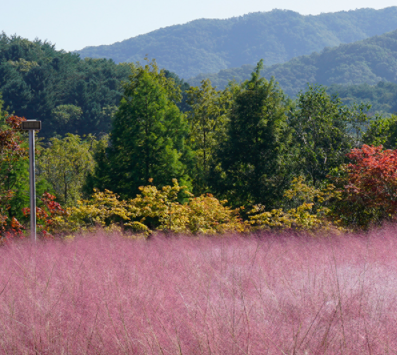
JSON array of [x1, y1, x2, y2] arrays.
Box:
[[2, 0, 396, 52]]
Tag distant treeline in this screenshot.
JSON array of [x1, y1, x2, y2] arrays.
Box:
[[328, 82, 397, 115]]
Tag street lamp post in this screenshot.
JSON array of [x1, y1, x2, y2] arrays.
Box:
[[21, 120, 41, 242]]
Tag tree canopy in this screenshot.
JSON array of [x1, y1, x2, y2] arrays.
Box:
[[213, 61, 291, 208], [87, 60, 193, 199], [0, 34, 131, 138]]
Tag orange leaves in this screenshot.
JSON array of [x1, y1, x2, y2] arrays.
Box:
[[0, 215, 24, 242], [0, 115, 27, 156], [10, 217, 23, 230], [6, 115, 26, 130]]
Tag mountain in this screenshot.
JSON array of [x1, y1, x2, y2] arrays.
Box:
[[76, 7, 397, 79], [188, 29, 397, 97]]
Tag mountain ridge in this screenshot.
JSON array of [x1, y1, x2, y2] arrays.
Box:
[[187, 29, 397, 97], [76, 7, 397, 78]]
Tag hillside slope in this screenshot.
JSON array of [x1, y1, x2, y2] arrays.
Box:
[[327, 82, 397, 115], [189, 29, 397, 97], [76, 7, 397, 78]]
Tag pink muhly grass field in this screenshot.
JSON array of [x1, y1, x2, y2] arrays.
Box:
[[0, 229, 397, 354]]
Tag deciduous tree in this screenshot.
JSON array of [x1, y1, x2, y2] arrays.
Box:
[[0, 102, 28, 234], [363, 114, 397, 149], [332, 144, 397, 228], [38, 134, 97, 206], [289, 85, 370, 185], [186, 79, 231, 194]]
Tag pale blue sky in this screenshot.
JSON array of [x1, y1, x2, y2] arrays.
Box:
[[2, 0, 396, 52]]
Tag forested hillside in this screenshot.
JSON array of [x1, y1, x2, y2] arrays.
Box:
[[76, 7, 397, 78], [189, 29, 397, 97], [328, 82, 397, 115], [0, 34, 131, 138]]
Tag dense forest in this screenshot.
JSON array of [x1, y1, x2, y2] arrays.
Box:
[[76, 7, 397, 78], [0, 34, 195, 138], [328, 81, 397, 115], [0, 34, 131, 138], [189, 29, 397, 97]]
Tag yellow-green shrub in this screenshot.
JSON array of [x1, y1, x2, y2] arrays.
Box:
[[56, 179, 247, 236], [185, 194, 247, 234], [50, 188, 140, 235], [54, 178, 341, 236], [249, 177, 342, 232]]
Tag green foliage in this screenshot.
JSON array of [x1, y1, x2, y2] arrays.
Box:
[[90, 60, 193, 199], [363, 114, 397, 149], [50, 105, 83, 134], [186, 79, 231, 194], [214, 61, 291, 208], [37, 134, 98, 206], [0, 34, 131, 138], [0, 113, 27, 231], [327, 81, 397, 116], [289, 85, 371, 185], [163, 70, 191, 113], [82, 135, 110, 196], [0, 113, 50, 232], [77, 7, 397, 79], [6, 155, 53, 221]]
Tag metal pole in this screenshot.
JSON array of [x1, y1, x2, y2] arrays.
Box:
[[29, 129, 36, 242]]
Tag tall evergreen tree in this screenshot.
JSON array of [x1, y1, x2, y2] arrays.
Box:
[[214, 60, 291, 208], [89, 60, 193, 199]]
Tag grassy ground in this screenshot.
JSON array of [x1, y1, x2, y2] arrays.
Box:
[[0, 229, 396, 354]]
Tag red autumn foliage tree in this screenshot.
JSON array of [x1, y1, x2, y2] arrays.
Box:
[[22, 192, 68, 238], [0, 113, 66, 240], [333, 145, 397, 228], [0, 115, 27, 237]]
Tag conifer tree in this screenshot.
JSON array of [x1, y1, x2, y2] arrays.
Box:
[[90, 60, 193, 199], [214, 60, 291, 208]]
